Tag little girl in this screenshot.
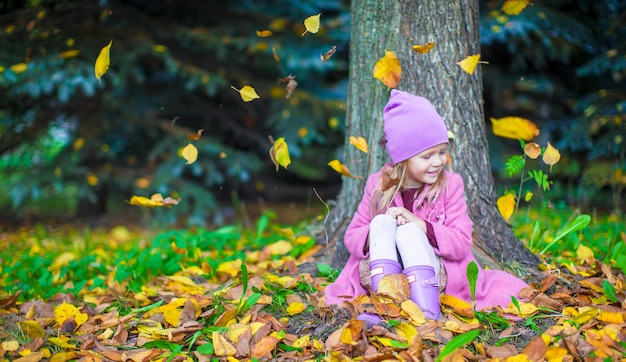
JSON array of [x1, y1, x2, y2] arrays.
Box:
[[324, 90, 529, 325]]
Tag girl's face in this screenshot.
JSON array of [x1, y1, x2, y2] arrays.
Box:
[[405, 143, 448, 188]]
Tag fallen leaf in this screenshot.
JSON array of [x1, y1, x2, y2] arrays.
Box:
[[54, 301, 88, 330], [320, 45, 337, 61], [94, 40, 112, 82], [212, 331, 236, 356], [302, 13, 321, 35], [412, 42, 435, 54], [490, 116, 540, 141], [251, 335, 279, 358], [373, 51, 402, 89], [349, 136, 368, 153], [502, 0, 533, 15], [231, 85, 260, 102], [457, 54, 482, 75], [182, 143, 198, 164]]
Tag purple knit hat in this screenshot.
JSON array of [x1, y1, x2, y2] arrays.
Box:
[[383, 90, 449, 164]]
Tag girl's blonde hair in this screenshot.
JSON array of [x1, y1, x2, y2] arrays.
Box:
[[369, 160, 447, 216]]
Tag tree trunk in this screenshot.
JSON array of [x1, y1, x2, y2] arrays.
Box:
[[327, 0, 539, 270]]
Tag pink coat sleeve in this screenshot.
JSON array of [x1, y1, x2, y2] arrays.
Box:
[[429, 172, 474, 261]]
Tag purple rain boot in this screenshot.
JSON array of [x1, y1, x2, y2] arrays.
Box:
[[403, 265, 441, 320], [357, 259, 402, 328]]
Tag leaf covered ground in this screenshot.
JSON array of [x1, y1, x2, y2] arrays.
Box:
[[0, 211, 625, 361]]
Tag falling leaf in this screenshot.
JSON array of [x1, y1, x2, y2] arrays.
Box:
[[328, 160, 362, 179], [182, 143, 198, 164], [373, 51, 402, 89], [54, 301, 88, 330], [94, 39, 112, 82], [524, 142, 541, 159], [129, 193, 180, 208], [542, 142, 561, 171], [502, 0, 532, 15], [302, 13, 321, 35], [497, 193, 516, 221], [524, 191, 534, 202], [188, 129, 204, 141], [320, 45, 337, 61], [349, 136, 368, 153], [490, 116, 540, 141], [231, 85, 260, 102], [277, 75, 298, 99], [457, 54, 482, 75], [60, 50, 80, 59], [268, 136, 291, 171], [412, 42, 436, 54], [576, 244, 595, 264], [256, 30, 273, 37], [272, 47, 280, 62], [9, 63, 28, 74]]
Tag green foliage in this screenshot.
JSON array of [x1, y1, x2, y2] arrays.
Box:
[[435, 329, 480, 362], [466, 261, 478, 301]]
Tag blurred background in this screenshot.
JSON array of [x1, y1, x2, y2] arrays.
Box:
[[0, 0, 624, 228]]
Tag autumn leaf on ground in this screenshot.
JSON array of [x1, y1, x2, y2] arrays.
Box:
[[320, 45, 337, 61], [373, 51, 401, 89], [412, 42, 436, 54], [54, 301, 88, 330], [256, 30, 273, 37], [269, 136, 291, 171], [497, 193, 516, 221], [457, 54, 483, 75], [302, 13, 321, 35], [502, 0, 532, 15], [277, 75, 298, 99], [129, 193, 180, 208], [231, 85, 260, 102], [94, 39, 112, 82], [524, 142, 541, 159], [181, 143, 198, 164], [542, 142, 561, 171], [187, 129, 204, 141], [328, 160, 362, 179], [349, 136, 368, 153], [490, 116, 539, 141]]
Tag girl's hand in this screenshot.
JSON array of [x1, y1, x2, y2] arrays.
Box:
[[386, 207, 420, 226]]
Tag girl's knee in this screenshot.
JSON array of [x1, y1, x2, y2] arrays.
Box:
[[370, 213, 396, 229], [396, 223, 428, 246]]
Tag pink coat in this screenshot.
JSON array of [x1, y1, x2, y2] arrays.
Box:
[[324, 168, 529, 311]]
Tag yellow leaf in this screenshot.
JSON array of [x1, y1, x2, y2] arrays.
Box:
[[373, 51, 401, 89], [48, 336, 77, 349], [256, 30, 273, 37], [1, 340, 19, 352], [503, 301, 539, 317], [182, 143, 198, 164], [94, 40, 112, 82], [54, 301, 88, 330], [440, 294, 475, 317], [502, 0, 532, 15], [524, 191, 534, 202], [129, 195, 160, 207], [152, 44, 168, 52], [412, 42, 436, 54], [457, 54, 482, 74], [86, 172, 99, 186], [60, 50, 80, 59], [292, 335, 310, 348], [597, 311, 624, 324], [286, 302, 307, 316], [497, 193, 516, 221], [212, 332, 236, 357], [269, 137, 291, 171], [18, 321, 45, 338], [576, 244, 594, 264], [9, 63, 29, 74], [524, 142, 541, 159], [401, 299, 427, 325], [349, 136, 368, 153], [490, 116, 540, 141], [268, 240, 293, 256], [231, 85, 260, 102], [302, 13, 321, 35], [542, 142, 561, 171], [328, 159, 362, 179]]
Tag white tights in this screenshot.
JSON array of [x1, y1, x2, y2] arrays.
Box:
[[368, 214, 440, 276]]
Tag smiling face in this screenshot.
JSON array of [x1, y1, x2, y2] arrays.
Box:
[[404, 143, 449, 188]]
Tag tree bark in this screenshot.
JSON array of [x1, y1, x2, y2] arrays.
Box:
[[327, 0, 539, 270]]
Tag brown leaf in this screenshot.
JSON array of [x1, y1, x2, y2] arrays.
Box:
[[251, 335, 279, 359], [381, 169, 400, 191], [486, 344, 518, 358], [277, 75, 298, 99], [187, 129, 204, 141], [523, 335, 547, 361], [377, 274, 410, 302], [320, 45, 337, 61], [178, 299, 196, 326], [524, 142, 541, 159]]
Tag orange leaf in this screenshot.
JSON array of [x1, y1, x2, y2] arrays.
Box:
[[412, 42, 436, 54], [349, 136, 368, 153], [502, 0, 532, 15], [328, 160, 362, 179], [251, 335, 279, 358], [440, 294, 475, 317], [490, 116, 540, 141], [187, 129, 204, 141], [373, 51, 402, 89], [457, 54, 482, 75], [256, 30, 273, 37], [497, 193, 516, 221], [320, 45, 337, 61], [524, 142, 541, 159], [542, 142, 561, 170]]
